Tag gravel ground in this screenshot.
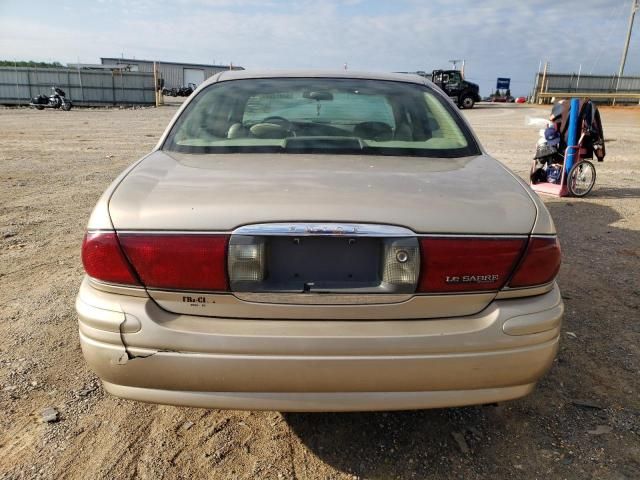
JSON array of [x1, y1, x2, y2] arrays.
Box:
[[0, 103, 638, 479]]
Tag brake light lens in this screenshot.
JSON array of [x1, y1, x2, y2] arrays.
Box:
[[118, 234, 229, 291], [508, 236, 561, 288], [82, 232, 140, 285], [418, 237, 526, 293]]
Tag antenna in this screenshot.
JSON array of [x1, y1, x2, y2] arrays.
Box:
[[449, 59, 463, 70]]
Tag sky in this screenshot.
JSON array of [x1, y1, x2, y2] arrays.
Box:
[[0, 0, 638, 96]]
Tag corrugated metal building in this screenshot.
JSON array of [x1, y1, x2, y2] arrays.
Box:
[[533, 72, 640, 104], [100, 58, 244, 89], [0, 66, 155, 106]]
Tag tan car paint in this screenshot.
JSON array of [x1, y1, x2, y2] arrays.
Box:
[[77, 277, 562, 411], [147, 288, 499, 319], [108, 151, 537, 234]]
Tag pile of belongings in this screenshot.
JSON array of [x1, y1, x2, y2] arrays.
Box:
[[549, 98, 606, 162], [531, 98, 605, 184]]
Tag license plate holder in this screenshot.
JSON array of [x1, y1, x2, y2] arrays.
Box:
[[266, 236, 381, 291]]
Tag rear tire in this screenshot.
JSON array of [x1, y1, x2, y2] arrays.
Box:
[[459, 94, 475, 109], [35, 105, 45, 110], [567, 161, 596, 197]]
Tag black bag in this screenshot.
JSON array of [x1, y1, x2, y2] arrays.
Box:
[[530, 164, 548, 183], [32, 94, 48, 105]]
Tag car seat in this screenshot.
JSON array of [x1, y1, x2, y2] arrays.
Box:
[[353, 122, 393, 141]]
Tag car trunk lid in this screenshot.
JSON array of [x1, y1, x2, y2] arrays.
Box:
[[109, 150, 536, 234], [109, 150, 537, 318]]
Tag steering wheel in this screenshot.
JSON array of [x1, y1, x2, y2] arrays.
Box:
[[261, 116, 294, 133]]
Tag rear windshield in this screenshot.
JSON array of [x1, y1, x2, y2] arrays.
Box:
[[163, 78, 479, 157]]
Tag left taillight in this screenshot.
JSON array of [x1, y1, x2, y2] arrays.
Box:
[[82, 231, 230, 291], [118, 233, 229, 291], [82, 231, 140, 286]]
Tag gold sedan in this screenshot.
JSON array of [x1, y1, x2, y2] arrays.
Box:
[[77, 71, 562, 411]]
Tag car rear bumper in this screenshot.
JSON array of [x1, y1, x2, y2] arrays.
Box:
[[101, 382, 537, 412], [77, 278, 563, 411]]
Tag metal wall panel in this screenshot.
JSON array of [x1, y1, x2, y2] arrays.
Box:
[[100, 58, 238, 88], [538, 73, 640, 93], [0, 67, 155, 106], [148, 63, 230, 88], [152, 64, 231, 88]]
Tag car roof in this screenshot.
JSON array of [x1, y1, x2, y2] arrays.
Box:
[[204, 69, 432, 88]]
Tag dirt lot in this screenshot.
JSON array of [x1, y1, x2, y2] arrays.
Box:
[[0, 103, 638, 480]]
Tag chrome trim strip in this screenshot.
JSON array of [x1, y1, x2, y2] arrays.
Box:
[[114, 230, 231, 235], [233, 292, 413, 305], [88, 227, 538, 239], [145, 287, 501, 297], [416, 233, 528, 239], [232, 223, 415, 237], [496, 282, 555, 299], [87, 277, 149, 297], [86, 228, 116, 234]]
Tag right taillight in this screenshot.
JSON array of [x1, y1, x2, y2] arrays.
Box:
[[417, 237, 526, 293], [508, 236, 561, 288]]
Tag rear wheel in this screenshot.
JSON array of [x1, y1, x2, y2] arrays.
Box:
[[567, 161, 596, 197], [35, 105, 45, 110], [459, 94, 475, 109]]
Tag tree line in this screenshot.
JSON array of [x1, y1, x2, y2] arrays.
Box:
[[0, 60, 64, 68]]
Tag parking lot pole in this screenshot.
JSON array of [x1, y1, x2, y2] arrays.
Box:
[[77, 60, 84, 104], [14, 61, 20, 105], [153, 62, 159, 107], [565, 98, 580, 174], [539, 62, 549, 104]]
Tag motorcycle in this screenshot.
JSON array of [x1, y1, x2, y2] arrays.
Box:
[[178, 83, 197, 96], [30, 86, 72, 111], [161, 83, 196, 98]]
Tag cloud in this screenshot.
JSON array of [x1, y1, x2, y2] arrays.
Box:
[[0, 0, 636, 95]]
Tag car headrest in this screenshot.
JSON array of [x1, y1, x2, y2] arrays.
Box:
[[353, 122, 393, 141]]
